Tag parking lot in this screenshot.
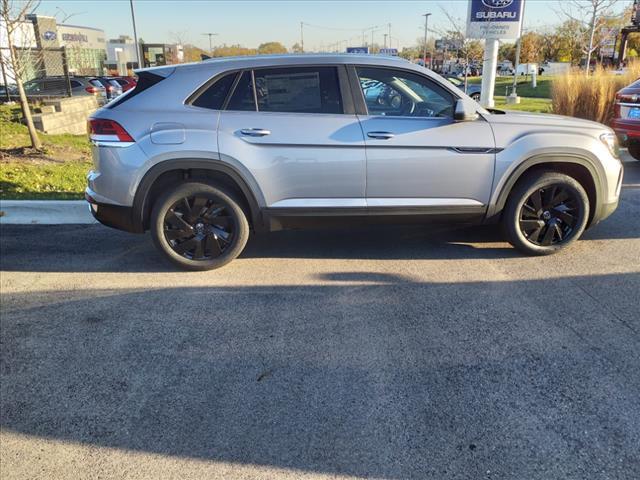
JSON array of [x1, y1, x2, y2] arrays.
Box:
[[1, 158, 639, 480]]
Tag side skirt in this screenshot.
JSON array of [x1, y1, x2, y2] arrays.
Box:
[[262, 206, 487, 231]]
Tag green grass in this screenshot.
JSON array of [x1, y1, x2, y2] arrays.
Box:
[[1, 104, 91, 200], [467, 75, 554, 99], [493, 96, 553, 113], [0, 161, 91, 199]]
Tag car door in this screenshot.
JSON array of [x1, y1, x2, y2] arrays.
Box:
[[352, 66, 496, 211], [217, 65, 366, 210]]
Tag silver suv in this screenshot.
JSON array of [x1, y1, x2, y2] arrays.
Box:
[[86, 55, 623, 270]]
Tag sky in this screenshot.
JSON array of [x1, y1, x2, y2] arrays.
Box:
[[36, 0, 631, 51]]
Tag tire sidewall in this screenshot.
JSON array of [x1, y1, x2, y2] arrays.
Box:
[[151, 182, 250, 270], [628, 142, 640, 161], [504, 172, 589, 255]]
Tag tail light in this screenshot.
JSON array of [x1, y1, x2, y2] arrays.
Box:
[[85, 85, 101, 94], [614, 92, 621, 118], [88, 118, 134, 142]]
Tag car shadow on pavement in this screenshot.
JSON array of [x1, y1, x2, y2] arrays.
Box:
[[1, 210, 638, 273], [1, 272, 639, 478]]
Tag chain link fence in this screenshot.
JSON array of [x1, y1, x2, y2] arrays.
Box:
[[0, 47, 72, 102]]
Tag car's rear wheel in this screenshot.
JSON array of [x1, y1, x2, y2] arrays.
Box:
[[150, 182, 249, 270], [628, 141, 640, 161], [471, 92, 481, 101], [503, 171, 589, 255]]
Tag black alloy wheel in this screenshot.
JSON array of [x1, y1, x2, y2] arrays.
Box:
[[503, 171, 589, 256], [518, 184, 579, 247], [151, 182, 250, 270], [163, 195, 234, 260]]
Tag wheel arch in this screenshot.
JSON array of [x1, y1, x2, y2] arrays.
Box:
[[132, 159, 265, 232], [487, 154, 604, 227]]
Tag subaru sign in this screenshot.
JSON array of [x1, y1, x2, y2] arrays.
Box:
[[346, 47, 369, 54], [42, 30, 57, 41], [467, 0, 524, 39]]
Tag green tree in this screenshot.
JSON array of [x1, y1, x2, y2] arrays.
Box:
[[291, 43, 303, 53]]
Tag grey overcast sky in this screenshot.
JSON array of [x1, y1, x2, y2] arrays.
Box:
[[37, 0, 632, 50]]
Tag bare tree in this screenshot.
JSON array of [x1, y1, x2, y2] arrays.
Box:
[[1, 0, 41, 149], [435, 7, 485, 90], [558, 0, 619, 74]]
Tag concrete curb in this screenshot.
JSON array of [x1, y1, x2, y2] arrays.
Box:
[[0, 200, 97, 225]]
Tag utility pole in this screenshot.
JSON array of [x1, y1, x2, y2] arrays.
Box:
[[300, 22, 304, 53], [383, 34, 388, 49], [129, 0, 141, 68], [202, 32, 218, 56], [422, 13, 431, 68]]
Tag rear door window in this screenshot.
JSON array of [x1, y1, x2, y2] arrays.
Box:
[[253, 67, 342, 114]]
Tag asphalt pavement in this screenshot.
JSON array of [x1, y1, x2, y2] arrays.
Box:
[[1, 158, 639, 480]]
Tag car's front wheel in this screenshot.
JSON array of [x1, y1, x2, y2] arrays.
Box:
[[503, 171, 589, 255], [470, 92, 481, 101], [628, 141, 640, 161], [150, 182, 250, 270]]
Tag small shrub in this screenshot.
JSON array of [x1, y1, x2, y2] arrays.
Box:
[[552, 64, 640, 125]]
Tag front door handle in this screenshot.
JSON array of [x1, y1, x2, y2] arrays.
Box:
[[367, 131, 395, 140], [240, 128, 271, 137]]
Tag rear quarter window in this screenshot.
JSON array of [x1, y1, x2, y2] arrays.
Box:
[[191, 72, 238, 110]]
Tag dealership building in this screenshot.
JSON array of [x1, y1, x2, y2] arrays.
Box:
[[1, 15, 107, 79], [106, 35, 184, 75]]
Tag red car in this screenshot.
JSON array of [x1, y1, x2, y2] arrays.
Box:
[[110, 76, 137, 93], [612, 79, 640, 160]]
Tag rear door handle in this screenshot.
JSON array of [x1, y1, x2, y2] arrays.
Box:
[[240, 128, 271, 137], [367, 131, 395, 140]]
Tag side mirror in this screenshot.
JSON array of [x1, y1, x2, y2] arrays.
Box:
[[454, 99, 479, 122]]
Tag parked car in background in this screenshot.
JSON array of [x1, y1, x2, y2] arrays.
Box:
[[22, 76, 106, 102], [612, 78, 640, 160], [110, 76, 137, 92], [86, 54, 622, 270], [444, 75, 481, 101], [0, 83, 17, 101], [92, 77, 124, 100]]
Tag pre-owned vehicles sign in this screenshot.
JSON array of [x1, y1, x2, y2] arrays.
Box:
[[467, 0, 525, 40]]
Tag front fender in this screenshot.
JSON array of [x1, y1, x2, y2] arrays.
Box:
[[487, 132, 611, 222]]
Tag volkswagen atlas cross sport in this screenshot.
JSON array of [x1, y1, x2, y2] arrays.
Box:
[[85, 54, 623, 270]]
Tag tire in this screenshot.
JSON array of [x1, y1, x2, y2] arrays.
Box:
[[471, 93, 481, 101], [150, 182, 250, 271], [503, 171, 589, 256], [628, 141, 640, 161]]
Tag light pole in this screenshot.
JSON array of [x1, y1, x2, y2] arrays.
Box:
[[422, 13, 431, 68], [383, 34, 388, 49], [300, 22, 304, 53], [202, 33, 218, 56], [129, 0, 141, 68]]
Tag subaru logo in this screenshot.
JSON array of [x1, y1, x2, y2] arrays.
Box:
[[43, 30, 57, 41], [482, 0, 514, 7]]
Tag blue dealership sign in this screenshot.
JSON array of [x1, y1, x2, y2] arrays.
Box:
[[346, 47, 369, 54], [467, 0, 524, 39]]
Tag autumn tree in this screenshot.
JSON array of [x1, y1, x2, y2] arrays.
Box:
[[257, 42, 287, 54], [0, 0, 41, 149], [558, 0, 619, 73]]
